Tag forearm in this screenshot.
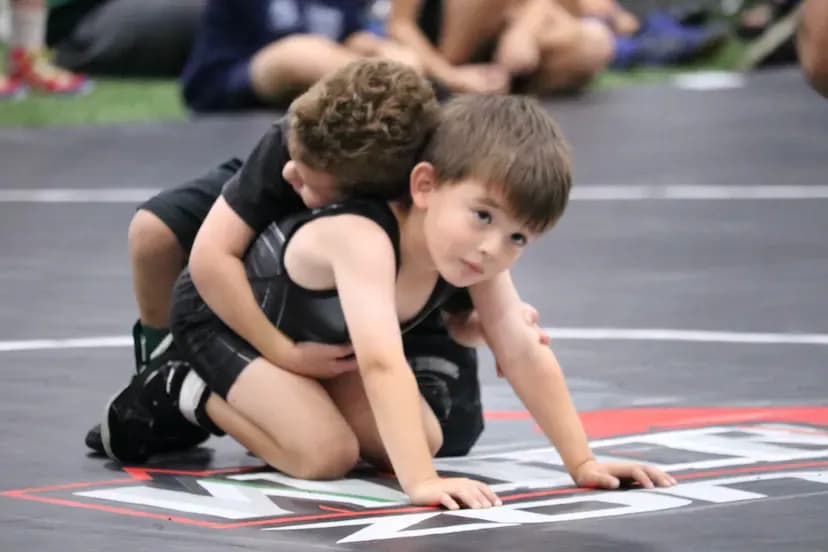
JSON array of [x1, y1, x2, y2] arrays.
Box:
[[360, 359, 438, 491], [190, 251, 293, 365], [344, 31, 384, 56], [502, 346, 594, 477], [386, 18, 456, 84]]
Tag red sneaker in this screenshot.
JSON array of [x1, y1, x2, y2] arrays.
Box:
[[9, 48, 93, 95], [0, 73, 26, 101]]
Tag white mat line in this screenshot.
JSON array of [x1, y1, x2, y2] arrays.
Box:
[[3, 185, 828, 203], [2, 327, 827, 353], [544, 327, 828, 345], [0, 188, 162, 203], [0, 336, 132, 352], [572, 185, 828, 200]]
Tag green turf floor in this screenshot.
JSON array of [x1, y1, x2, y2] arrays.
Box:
[[0, 37, 748, 129]]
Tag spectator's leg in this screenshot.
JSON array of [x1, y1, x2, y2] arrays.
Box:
[[52, 0, 205, 77], [434, 0, 514, 64], [8, 0, 89, 93], [525, 3, 614, 93], [248, 34, 361, 104]]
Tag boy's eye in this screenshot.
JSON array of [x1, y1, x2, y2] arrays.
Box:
[[510, 233, 528, 247], [474, 210, 492, 224]]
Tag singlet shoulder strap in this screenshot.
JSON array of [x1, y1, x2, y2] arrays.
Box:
[[278, 199, 402, 273]]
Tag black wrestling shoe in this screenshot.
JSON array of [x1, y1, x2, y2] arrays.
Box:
[[99, 351, 209, 463], [86, 419, 209, 456]]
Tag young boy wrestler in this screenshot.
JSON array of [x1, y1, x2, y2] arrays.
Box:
[[165, 94, 676, 510], [92, 59, 543, 461]]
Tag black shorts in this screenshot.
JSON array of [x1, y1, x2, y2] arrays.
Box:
[[155, 160, 483, 456], [139, 158, 243, 253]]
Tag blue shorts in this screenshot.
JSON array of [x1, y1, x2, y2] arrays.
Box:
[[181, 59, 263, 112]]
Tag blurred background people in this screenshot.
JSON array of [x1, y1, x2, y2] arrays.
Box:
[[180, 0, 422, 112], [385, 0, 616, 94], [46, 0, 205, 77], [1, 0, 89, 100]]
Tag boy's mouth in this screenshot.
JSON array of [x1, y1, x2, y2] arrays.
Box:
[[460, 259, 484, 275]]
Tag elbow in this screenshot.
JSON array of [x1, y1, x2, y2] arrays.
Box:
[[188, 240, 216, 292]]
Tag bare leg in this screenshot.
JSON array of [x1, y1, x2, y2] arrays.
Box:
[[323, 370, 443, 470], [436, 0, 516, 64], [207, 358, 360, 479], [528, 11, 613, 93], [128, 209, 186, 328], [249, 35, 360, 103]]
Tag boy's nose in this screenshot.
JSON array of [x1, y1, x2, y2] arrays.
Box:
[[478, 233, 502, 258]]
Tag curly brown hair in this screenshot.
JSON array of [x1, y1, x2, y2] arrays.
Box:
[[422, 94, 572, 233], [288, 59, 439, 199]]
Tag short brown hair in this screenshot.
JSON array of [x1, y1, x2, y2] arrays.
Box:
[[288, 59, 439, 199], [422, 94, 572, 233]]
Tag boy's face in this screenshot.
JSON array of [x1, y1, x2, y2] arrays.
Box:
[[282, 160, 346, 208], [420, 178, 536, 288]]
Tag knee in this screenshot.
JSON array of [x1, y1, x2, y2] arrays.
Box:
[[128, 209, 182, 267], [579, 19, 615, 75], [536, 18, 614, 92], [285, 433, 361, 480]]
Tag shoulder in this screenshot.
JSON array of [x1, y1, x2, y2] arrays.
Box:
[[303, 201, 397, 262]]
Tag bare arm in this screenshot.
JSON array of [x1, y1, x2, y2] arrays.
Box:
[[325, 217, 438, 490], [189, 198, 299, 368], [470, 272, 676, 489], [386, 0, 460, 86], [318, 216, 499, 508], [469, 272, 594, 477]]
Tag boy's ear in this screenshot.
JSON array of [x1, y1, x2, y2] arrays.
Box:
[[410, 162, 436, 208]]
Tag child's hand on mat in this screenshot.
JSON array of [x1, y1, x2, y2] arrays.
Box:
[[408, 476, 502, 510], [284, 341, 357, 378], [573, 459, 678, 489]]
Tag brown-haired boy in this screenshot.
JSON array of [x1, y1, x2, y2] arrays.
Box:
[[162, 93, 676, 508], [90, 59, 510, 460]]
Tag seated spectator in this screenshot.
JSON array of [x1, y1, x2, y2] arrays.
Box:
[[1, 0, 89, 100], [797, 0, 828, 97], [181, 0, 421, 112], [46, 0, 205, 77], [385, 0, 615, 94]]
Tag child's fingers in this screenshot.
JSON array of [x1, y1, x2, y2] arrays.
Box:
[[629, 466, 654, 489], [523, 305, 539, 324], [585, 472, 619, 489], [646, 466, 677, 487], [478, 482, 502, 506], [333, 358, 359, 373], [440, 493, 460, 511]]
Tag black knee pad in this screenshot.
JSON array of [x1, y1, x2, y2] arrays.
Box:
[[405, 331, 484, 457]]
